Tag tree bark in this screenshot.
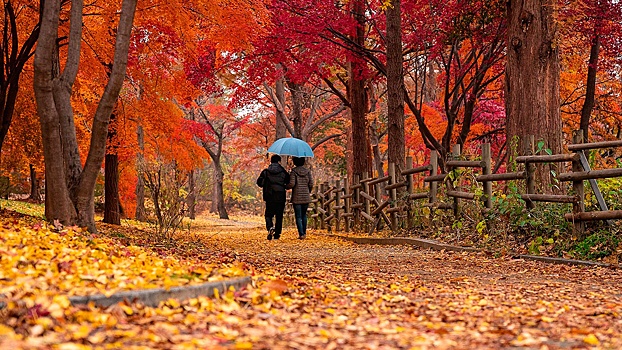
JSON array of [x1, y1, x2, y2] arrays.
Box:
[[29, 164, 41, 202], [579, 34, 600, 141], [275, 71, 288, 139], [104, 111, 121, 224], [187, 170, 196, 219], [34, 0, 77, 225], [286, 80, 304, 139], [213, 159, 229, 219], [34, 0, 137, 231], [348, 0, 369, 180], [135, 125, 146, 221], [506, 0, 562, 190], [104, 153, 121, 224], [386, 0, 405, 168]]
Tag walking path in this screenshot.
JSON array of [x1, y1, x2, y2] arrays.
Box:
[[196, 224, 622, 349]]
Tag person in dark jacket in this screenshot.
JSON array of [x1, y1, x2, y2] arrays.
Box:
[[286, 157, 313, 239], [257, 154, 290, 240]]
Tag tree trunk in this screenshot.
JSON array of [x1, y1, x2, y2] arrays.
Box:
[[103, 153, 121, 224], [370, 124, 384, 178], [506, 0, 562, 191], [213, 160, 229, 219], [29, 164, 41, 202], [579, 34, 600, 141], [34, 0, 77, 225], [187, 169, 196, 219], [386, 0, 405, 169], [0, 1, 41, 156], [34, 0, 137, 231], [275, 73, 288, 140], [104, 111, 120, 224], [287, 80, 304, 139], [135, 125, 146, 221], [348, 0, 369, 180]]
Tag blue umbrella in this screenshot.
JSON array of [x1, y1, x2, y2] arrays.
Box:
[[267, 137, 314, 158]]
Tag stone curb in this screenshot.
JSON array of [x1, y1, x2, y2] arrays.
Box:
[[327, 234, 617, 269], [69, 276, 252, 308]]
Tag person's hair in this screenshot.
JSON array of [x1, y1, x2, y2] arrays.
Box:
[[270, 154, 281, 163], [293, 157, 305, 166]]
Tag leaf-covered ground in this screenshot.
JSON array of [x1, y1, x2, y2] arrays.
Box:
[[1, 209, 622, 349]]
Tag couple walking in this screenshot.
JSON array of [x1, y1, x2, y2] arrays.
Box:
[[256, 155, 313, 240]]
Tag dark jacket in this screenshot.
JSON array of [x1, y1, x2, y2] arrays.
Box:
[[257, 163, 290, 202], [286, 166, 313, 204]]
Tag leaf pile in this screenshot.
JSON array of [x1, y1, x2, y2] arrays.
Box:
[[0, 215, 247, 348]]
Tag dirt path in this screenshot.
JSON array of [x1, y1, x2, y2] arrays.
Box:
[[197, 223, 622, 349]]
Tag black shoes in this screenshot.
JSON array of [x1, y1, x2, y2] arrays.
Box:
[[298, 234, 306, 240], [267, 227, 275, 240]]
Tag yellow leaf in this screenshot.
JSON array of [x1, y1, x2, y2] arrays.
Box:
[[87, 332, 106, 344], [73, 325, 91, 339], [541, 316, 555, 323], [0, 324, 16, 336], [583, 334, 599, 345], [235, 341, 253, 349], [120, 304, 134, 316], [167, 298, 181, 309]]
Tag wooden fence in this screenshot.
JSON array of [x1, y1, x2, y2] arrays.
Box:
[[283, 133, 622, 235]]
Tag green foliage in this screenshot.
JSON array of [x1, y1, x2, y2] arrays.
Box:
[[590, 178, 622, 210], [0, 199, 45, 219], [570, 230, 620, 260]]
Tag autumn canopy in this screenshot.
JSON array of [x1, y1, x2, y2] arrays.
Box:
[[0, 0, 619, 230]]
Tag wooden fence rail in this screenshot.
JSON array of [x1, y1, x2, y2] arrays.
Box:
[[283, 132, 622, 235]]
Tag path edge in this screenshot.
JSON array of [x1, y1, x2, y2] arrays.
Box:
[[327, 234, 618, 269], [69, 276, 252, 308]]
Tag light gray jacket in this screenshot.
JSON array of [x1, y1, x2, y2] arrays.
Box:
[[287, 166, 313, 204]]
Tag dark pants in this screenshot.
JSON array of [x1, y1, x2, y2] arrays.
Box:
[[265, 201, 286, 237], [293, 203, 309, 237]]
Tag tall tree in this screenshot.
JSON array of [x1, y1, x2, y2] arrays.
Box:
[[34, 0, 137, 231], [0, 0, 41, 155], [348, 0, 370, 179], [185, 100, 247, 220], [104, 111, 121, 225], [558, 0, 622, 141], [506, 0, 562, 174], [385, 0, 405, 168]]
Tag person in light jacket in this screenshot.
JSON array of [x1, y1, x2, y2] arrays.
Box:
[[286, 157, 313, 239]]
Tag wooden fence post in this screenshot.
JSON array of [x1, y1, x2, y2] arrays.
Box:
[[320, 182, 327, 230], [572, 132, 585, 235], [353, 174, 361, 229], [405, 156, 414, 228], [429, 151, 438, 207], [388, 163, 398, 230], [344, 177, 351, 232], [452, 144, 461, 218], [312, 184, 319, 229], [374, 176, 383, 231], [482, 143, 493, 209], [363, 173, 371, 232], [524, 135, 536, 210], [335, 179, 341, 231]]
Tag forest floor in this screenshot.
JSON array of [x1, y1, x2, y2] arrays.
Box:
[[1, 205, 622, 349]]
